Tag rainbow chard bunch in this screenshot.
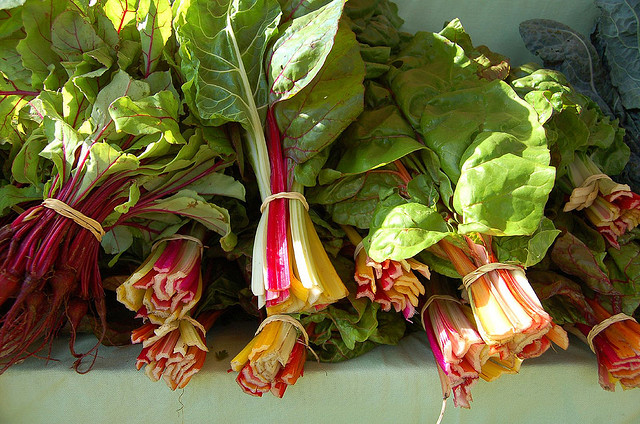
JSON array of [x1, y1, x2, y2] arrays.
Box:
[[562, 153, 640, 248], [509, 67, 634, 249], [344, 225, 428, 320], [173, 0, 366, 395], [0, 0, 244, 372], [421, 276, 523, 409], [173, 0, 365, 315], [530, 270, 640, 391]]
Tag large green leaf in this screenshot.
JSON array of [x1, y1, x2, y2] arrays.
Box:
[[109, 91, 184, 144], [308, 169, 405, 229], [0, 184, 42, 216], [268, 0, 345, 102], [137, 0, 172, 77], [16, 0, 68, 90], [364, 193, 450, 262], [332, 106, 424, 175], [141, 190, 236, 251], [274, 23, 365, 184], [493, 217, 560, 267], [174, 0, 281, 127]]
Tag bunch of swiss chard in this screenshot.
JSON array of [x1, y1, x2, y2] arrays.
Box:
[[307, 17, 574, 408], [0, 0, 245, 372]]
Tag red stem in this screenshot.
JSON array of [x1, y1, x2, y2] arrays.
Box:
[[265, 107, 291, 305]]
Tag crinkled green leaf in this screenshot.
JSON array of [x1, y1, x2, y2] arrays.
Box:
[[595, 0, 640, 110], [275, 23, 365, 184], [308, 169, 405, 229], [519, 19, 616, 115], [364, 193, 450, 262], [268, 0, 345, 102], [493, 217, 560, 267], [386, 31, 477, 129], [332, 106, 424, 175], [174, 0, 280, 127]]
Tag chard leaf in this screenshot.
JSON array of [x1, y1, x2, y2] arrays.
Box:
[[40, 118, 83, 184], [0, 0, 25, 11], [0, 184, 42, 216], [332, 106, 424, 175], [178, 172, 246, 202], [101, 225, 134, 255], [0, 78, 30, 153], [386, 31, 477, 129], [275, 23, 365, 184], [103, 0, 137, 35], [174, 0, 281, 127], [90, 70, 150, 139], [595, 0, 640, 110], [364, 193, 450, 262], [493, 217, 560, 267], [12, 131, 47, 185], [0, 35, 32, 86], [136, 0, 172, 77], [16, 0, 67, 90], [453, 132, 556, 236], [606, 240, 640, 314], [109, 91, 184, 144], [142, 190, 236, 251], [73, 142, 139, 202], [51, 11, 110, 63], [278, 0, 332, 20], [268, 0, 345, 102], [308, 169, 406, 229], [551, 231, 614, 295]]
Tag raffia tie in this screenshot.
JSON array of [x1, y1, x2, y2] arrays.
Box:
[[42, 198, 105, 242], [587, 313, 637, 353], [255, 314, 319, 362], [460, 263, 523, 290], [420, 295, 461, 331], [564, 173, 629, 212], [260, 192, 309, 213], [151, 234, 205, 255]]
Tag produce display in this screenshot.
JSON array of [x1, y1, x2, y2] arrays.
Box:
[[0, 0, 639, 416]]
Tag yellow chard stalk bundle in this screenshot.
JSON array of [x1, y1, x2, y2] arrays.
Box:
[[230, 318, 307, 397]]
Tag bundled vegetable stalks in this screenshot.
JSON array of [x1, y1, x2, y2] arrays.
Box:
[[344, 225, 428, 320], [531, 271, 640, 391], [0, 0, 242, 372], [562, 153, 640, 248], [230, 317, 307, 397], [173, 0, 366, 394], [420, 275, 523, 410]]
